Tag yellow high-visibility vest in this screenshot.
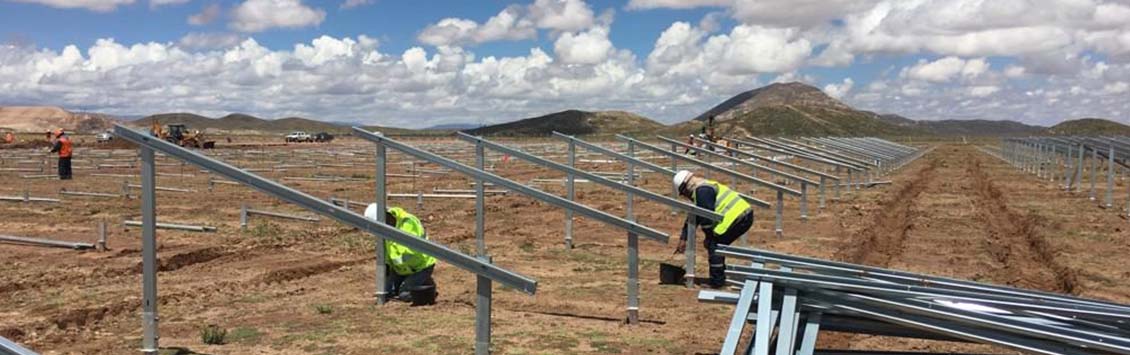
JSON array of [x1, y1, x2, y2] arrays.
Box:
[[692, 180, 751, 235], [385, 207, 437, 276]]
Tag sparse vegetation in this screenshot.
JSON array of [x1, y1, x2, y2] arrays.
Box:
[[315, 304, 334, 315], [200, 324, 227, 345]]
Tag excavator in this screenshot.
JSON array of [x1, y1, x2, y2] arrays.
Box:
[[151, 120, 215, 149]]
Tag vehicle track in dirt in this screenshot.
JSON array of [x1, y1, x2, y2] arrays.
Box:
[[967, 154, 1078, 294], [837, 157, 938, 267]]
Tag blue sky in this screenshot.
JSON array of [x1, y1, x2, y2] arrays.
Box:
[[1, 0, 1128, 128]]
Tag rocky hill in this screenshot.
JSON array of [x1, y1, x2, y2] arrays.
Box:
[[1046, 118, 1130, 136], [133, 113, 350, 133], [0, 106, 117, 133], [875, 114, 1044, 136], [670, 82, 915, 137], [464, 110, 665, 136]]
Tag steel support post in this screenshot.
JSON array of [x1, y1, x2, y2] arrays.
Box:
[[240, 203, 248, 231], [1076, 144, 1085, 192], [818, 176, 826, 209], [775, 190, 783, 237], [834, 167, 841, 200], [98, 221, 108, 251], [374, 142, 388, 304], [475, 256, 491, 355], [475, 141, 487, 256], [799, 183, 808, 221], [1064, 144, 1073, 189], [565, 140, 575, 249], [1107, 144, 1115, 208], [685, 216, 696, 288], [626, 142, 640, 325], [1090, 148, 1098, 200], [139, 147, 159, 355]]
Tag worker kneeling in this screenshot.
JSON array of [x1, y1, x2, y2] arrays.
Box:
[[364, 204, 438, 305], [672, 170, 753, 288]]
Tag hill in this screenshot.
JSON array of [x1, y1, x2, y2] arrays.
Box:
[[1046, 118, 1130, 136], [464, 110, 665, 136], [0, 106, 118, 133], [134, 113, 362, 134], [672, 82, 916, 137], [875, 114, 1044, 136]]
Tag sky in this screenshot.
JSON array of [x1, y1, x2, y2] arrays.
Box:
[[0, 0, 1128, 128]]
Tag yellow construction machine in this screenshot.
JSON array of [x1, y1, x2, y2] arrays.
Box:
[[151, 120, 215, 149]]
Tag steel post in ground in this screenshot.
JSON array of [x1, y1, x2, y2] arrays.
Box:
[[818, 176, 826, 209], [685, 216, 696, 288], [800, 183, 808, 221], [374, 142, 388, 305], [1107, 144, 1115, 208], [775, 190, 783, 237], [1076, 144, 1085, 192], [1090, 147, 1098, 200], [98, 221, 107, 251], [240, 203, 248, 231], [626, 141, 639, 325], [475, 256, 491, 355], [139, 147, 159, 355], [834, 167, 841, 200], [475, 141, 486, 256], [1064, 144, 1073, 189], [565, 140, 575, 249]]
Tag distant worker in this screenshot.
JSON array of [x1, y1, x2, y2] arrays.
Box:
[[364, 204, 437, 304], [672, 170, 753, 288], [3, 131, 13, 144], [48, 129, 73, 180]]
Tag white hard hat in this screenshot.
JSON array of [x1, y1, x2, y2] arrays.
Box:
[[364, 203, 379, 220], [673, 170, 693, 190]]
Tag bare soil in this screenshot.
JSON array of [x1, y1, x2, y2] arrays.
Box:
[[1, 140, 1127, 355]]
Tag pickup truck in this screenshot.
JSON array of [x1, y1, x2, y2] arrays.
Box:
[[285, 131, 312, 143]]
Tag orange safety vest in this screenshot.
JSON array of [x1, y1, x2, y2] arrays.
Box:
[[58, 136, 73, 158]]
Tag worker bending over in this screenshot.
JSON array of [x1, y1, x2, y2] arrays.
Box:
[[48, 129, 73, 180], [672, 170, 753, 288], [364, 204, 437, 304]]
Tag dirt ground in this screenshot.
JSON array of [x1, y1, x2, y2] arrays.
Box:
[[1, 139, 1128, 355]]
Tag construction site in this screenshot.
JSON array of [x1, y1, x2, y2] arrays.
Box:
[[2, 126, 1129, 355]]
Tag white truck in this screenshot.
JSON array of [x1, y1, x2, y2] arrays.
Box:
[[285, 131, 312, 143]]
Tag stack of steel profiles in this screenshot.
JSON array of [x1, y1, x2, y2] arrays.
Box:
[[700, 245, 1130, 355]]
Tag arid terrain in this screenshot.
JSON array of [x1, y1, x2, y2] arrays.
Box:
[[1, 137, 1128, 355]]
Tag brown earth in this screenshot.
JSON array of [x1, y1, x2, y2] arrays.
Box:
[[0, 140, 1128, 355]]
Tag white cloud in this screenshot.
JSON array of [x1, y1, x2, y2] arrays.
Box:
[[1105, 81, 1129, 95], [339, 0, 371, 9], [903, 57, 990, 83], [177, 32, 244, 49], [554, 27, 613, 65], [626, 0, 729, 10], [416, 0, 595, 47], [528, 0, 595, 32], [188, 4, 221, 25], [9, 0, 133, 12], [967, 85, 1000, 97], [823, 78, 854, 99], [230, 0, 326, 33], [149, 0, 187, 7], [731, 0, 879, 27], [709, 25, 812, 75], [417, 7, 535, 46]]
